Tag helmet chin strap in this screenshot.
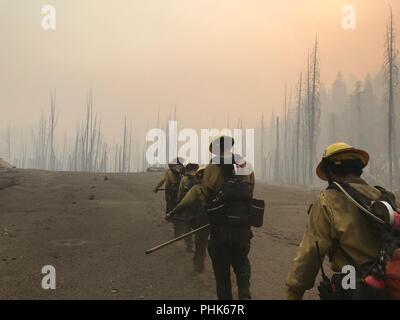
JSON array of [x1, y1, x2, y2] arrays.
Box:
[[323, 159, 335, 184]]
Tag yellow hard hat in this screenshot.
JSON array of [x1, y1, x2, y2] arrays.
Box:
[[316, 142, 369, 180]]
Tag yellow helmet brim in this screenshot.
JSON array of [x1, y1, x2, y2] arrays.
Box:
[[316, 147, 369, 181]]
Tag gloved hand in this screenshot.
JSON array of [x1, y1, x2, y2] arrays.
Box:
[[165, 210, 174, 221]]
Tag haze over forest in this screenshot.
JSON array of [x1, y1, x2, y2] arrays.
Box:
[[1, 0, 400, 186]]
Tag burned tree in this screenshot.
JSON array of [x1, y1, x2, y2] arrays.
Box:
[[307, 37, 321, 184], [274, 117, 280, 183], [295, 73, 302, 184], [385, 8, 399, 187]]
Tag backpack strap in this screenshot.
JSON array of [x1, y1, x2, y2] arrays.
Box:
[[328, 181, 372, 210], [219, 164, 235, 180], [374, 186, 397, 210], [328, 181, 386, 227]]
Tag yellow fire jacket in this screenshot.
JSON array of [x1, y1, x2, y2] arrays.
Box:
[[286, 177, 387, 299], [155, 168, 181, 200], [172, 184, 208, 227], [177, 174, 196, 202]]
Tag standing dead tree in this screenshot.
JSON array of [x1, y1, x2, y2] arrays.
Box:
[[283, 86, 289, 182], [295, 72, 302, 185], [32, 108, 51, 169], [350, 81, 364, 146], [307, 37, 321, 184], [260, 113, 265, 180], [48, 91, 57, 170], [6, 127, 11, 163], [385, 8, 399, 187], [70, 92, 105, 172], [274, 117, 280, 183], [122, 116, 128, 172]]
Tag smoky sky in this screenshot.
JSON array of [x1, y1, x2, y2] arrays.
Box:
[[0, 0, 397, 141]]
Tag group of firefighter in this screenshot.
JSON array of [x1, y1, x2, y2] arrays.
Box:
[[152, 135, 400, 300]]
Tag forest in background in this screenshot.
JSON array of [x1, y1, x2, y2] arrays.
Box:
[[2, 11, 400, 188]]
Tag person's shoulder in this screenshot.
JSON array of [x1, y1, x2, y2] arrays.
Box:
[[309, 188, 339, 213], [320, 186, 344, 208], [193, 184, 206, 199], [205, 163, 218, 168], [306, 190, 335, 222], [192, 184, 203, 192], [310, 190, 327, 206], [321, 187, 340, 199], [204, 163, 220, 173], [349, 180, 382, 200], [184, 184, 203, 199]]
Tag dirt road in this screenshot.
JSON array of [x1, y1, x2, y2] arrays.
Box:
[[0, 169, 321, 299]]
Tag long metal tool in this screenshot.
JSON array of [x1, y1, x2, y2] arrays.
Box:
[[145, 224, 210, 254], [332, 181, 385, 225]]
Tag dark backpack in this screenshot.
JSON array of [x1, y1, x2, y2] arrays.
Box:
[[206, 164, 265, 228]]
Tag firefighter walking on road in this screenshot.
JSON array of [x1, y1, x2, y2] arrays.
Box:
[[168, 167, 209, 272], [202, 135, 254, 300], [153, 157, 184, 215], [173, 162, 200, 252], [286, 142, 400, 300]]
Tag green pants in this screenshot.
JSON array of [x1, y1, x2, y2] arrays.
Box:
[[207, 239, 251, 300], [165, 193, 178, 214], [173, 221, 193, 251]]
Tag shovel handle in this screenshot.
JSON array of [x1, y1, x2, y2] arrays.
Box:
[[145, 224, 210, 254]]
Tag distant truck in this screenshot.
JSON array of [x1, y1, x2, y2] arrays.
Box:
[[146, 165, 166, 173], [0, 158, 14, 169]]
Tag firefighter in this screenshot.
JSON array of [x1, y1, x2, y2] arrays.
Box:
[[174, 162, 199, 252], [168, 167, 209, 272], [202, 135, 253, 300], [153, 157, 184, 215], [286, 142, 393, 300], [177, 163, 200, 202]]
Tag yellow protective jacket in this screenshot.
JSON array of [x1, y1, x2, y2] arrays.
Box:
[[172, 184, 208, 227], [155, 168, 181, 200], [202, 163, 224, 199], [177, 174, 196, 202], [286, 177, 387, 300]]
